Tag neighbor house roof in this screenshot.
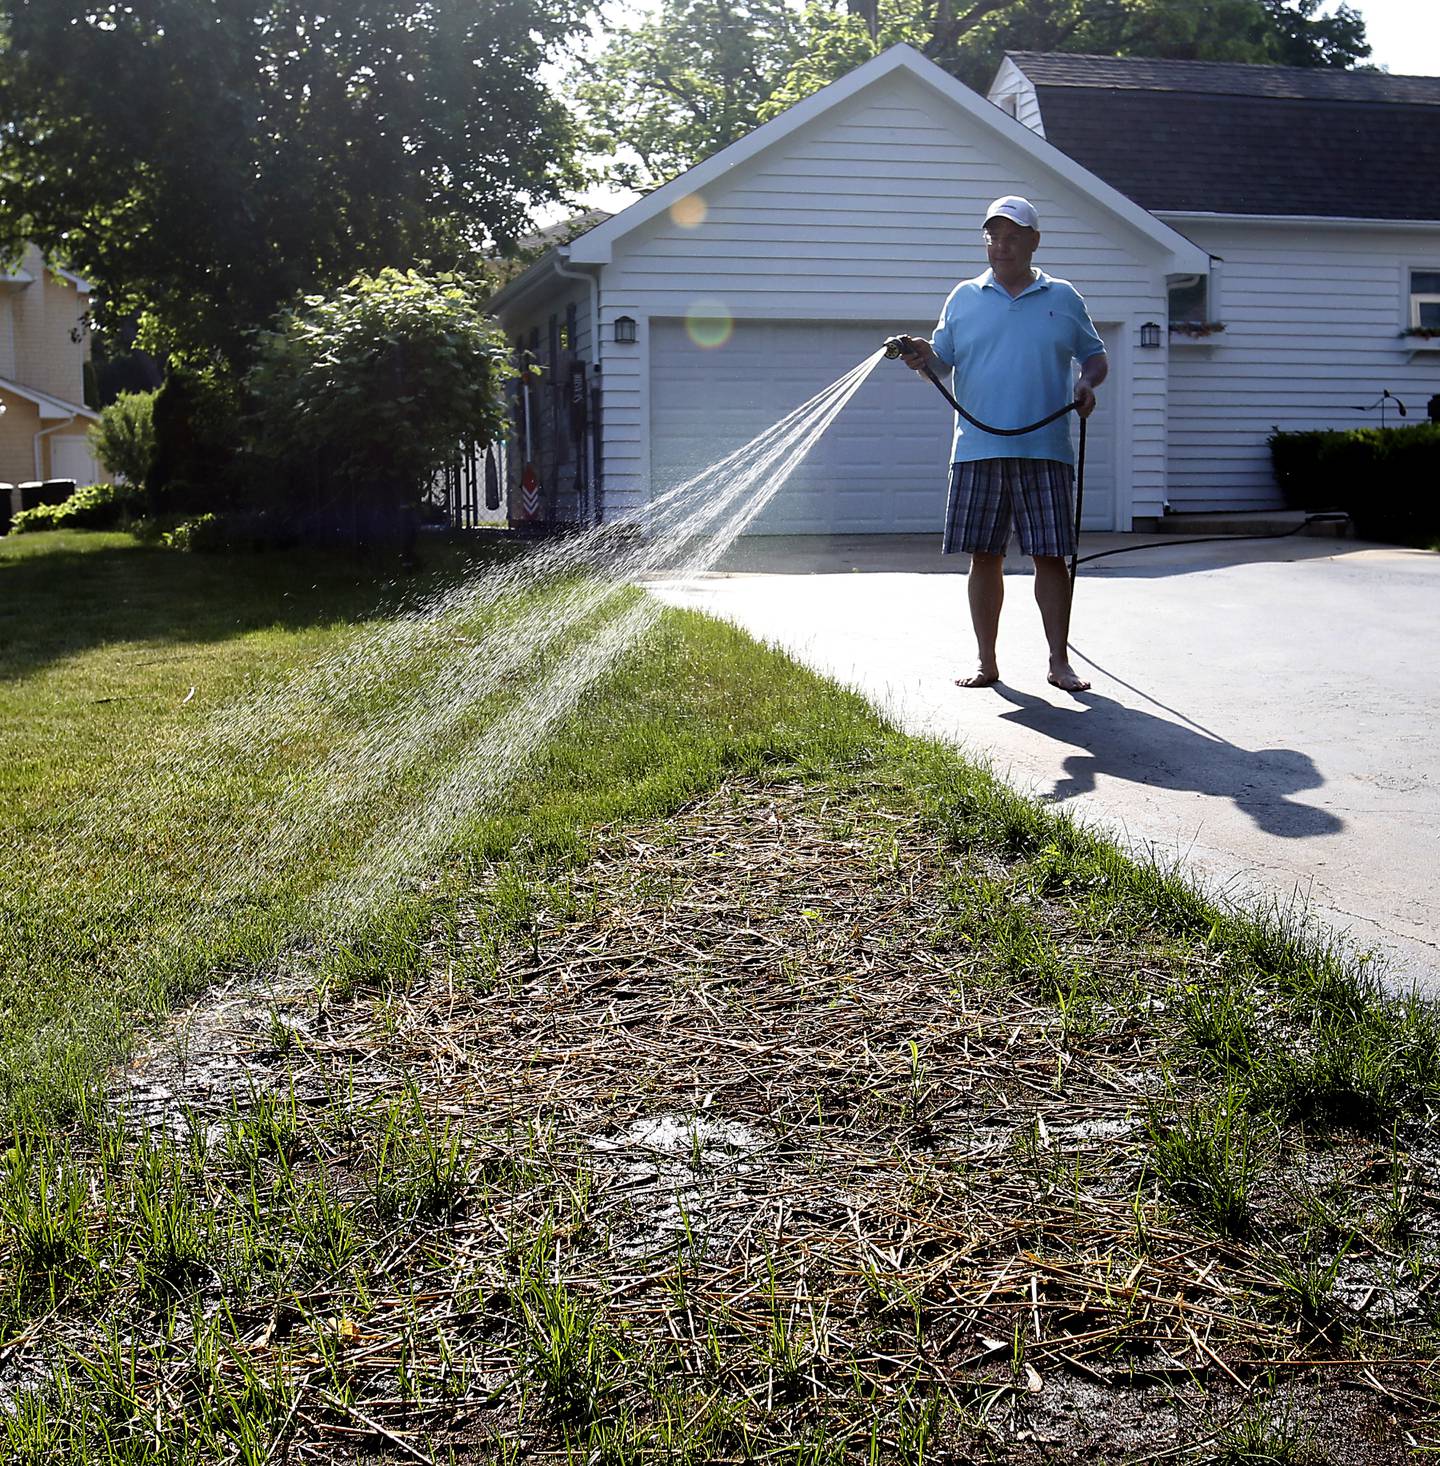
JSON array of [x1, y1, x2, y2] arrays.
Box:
[[1007, 51, 1440, 221], [516, 209, 614, 254], [0, 376, 98, 420]]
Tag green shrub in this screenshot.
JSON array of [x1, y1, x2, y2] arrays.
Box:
[[58, 481, 142, 529], [1267, 423, 1440, 544], [9, 503, 61, 534], [9, 482, 143, 534], [161, 513, 226, 553], [1267, 429, 1333, 510], [149, 509, 298, 554], [145, 367, 243, 519], [88, 390, 157, 487], [247, 268, 511, 546]]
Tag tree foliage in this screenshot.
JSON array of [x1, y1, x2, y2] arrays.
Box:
[[759, 0, 931, 122], [247, 269, 513, 511], [581, 0, 1370, 185], [934, 0, 1371, 88], [1256, 0, 1370, 68], [573, 0, 804, 189], [88, 391, 158, 488], [0, 0, 591, 371]]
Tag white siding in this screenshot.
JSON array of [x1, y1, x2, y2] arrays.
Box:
[[504, 278, 593, 368], [1162, 219, 1440, 512], [597, 73, 1176, 526], [987, 57, 1046, 136]]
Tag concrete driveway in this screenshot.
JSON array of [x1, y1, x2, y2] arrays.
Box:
[[649, 533, 1440, 995]]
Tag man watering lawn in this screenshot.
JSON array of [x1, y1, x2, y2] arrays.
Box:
[[893, 196, 1107, 693]]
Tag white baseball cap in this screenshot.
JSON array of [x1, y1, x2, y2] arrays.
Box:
[[984, 195, 1040, 231]]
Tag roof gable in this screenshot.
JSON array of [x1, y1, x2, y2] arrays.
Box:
[[566, 44, 1206, 272], [0, 376, 98, 421], [1007, 52, 1440, 221]]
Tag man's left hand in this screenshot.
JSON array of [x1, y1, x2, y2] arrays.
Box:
[[1074, 381, 1098, 419]]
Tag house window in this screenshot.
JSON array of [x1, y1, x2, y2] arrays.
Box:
[[1167, 273, 1208, 327], [1410, 269, 1440, 330]]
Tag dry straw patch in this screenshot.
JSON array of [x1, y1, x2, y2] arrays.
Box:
[[12, 779, 1438, 1461]]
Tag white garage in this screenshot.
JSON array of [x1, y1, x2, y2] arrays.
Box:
[[649, 317, 1119, 535], [490, 44, 1203, 536]]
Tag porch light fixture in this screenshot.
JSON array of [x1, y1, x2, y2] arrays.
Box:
[[1139, 321, 1162, 349], [613, 315, 637, 345]]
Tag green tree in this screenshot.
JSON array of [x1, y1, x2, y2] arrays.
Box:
[[88, 391, 158, 488], [924, 0, 1370, 91], [1258, 0, 1369, 67], [247, 269, 513, 546], [572, 0, 803, 190], [759, 0, 931, 122], [0, 0, 591, 372], [585, 0, 1369, 184]]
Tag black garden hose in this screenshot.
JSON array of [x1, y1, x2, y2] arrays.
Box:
[[883, 337, 1087, 584], [883, 339, 1348, 585], [1072, 514, 1351, 566]]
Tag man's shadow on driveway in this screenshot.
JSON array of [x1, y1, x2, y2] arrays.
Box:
[[992, 685, 1343, 838]]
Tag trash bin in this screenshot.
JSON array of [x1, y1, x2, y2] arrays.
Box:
[[17, 479, 74, 510]]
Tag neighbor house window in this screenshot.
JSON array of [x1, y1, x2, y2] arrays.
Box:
[[1167, 273, 1208, 327], [1410, 269, 1440, 330]]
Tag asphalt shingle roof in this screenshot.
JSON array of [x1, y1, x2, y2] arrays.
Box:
[[1006, 52, 1440, 220]]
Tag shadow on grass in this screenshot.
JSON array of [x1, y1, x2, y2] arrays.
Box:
[[0, 531, 516, 681]]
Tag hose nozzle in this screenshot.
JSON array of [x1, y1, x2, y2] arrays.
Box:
[[882, 335, 908, 359]]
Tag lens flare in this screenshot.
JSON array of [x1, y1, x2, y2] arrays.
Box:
[[668, 193, 708, 229], [685, 298, 733, 349]]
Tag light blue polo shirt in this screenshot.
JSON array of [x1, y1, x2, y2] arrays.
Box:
[[929, 269, 1105, 465]]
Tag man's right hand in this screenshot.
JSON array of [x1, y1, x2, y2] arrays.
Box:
[[893, 335, 935, 374]]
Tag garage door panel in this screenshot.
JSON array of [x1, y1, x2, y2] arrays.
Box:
[[649, 319, 1116, 535]]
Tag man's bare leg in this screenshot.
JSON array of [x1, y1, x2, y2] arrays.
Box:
[[960, 550, 1004, 687], [1033, 555, 1090, 691]]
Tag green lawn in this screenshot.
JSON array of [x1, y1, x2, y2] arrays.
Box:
[[2, 530, 1438, 1462]]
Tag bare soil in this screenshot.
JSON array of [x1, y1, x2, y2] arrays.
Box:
[[71, 777, 1440, 1460]]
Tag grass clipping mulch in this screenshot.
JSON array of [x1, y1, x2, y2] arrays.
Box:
[[14, 778, 1440, 1462]]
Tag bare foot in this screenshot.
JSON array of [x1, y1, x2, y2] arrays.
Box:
[[956, 666, 1000, 688], [1047, 661, 1090, 693]]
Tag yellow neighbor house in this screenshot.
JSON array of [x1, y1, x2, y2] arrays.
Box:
[[1, 244, 102, 488]]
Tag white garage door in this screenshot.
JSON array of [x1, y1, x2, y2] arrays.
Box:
[[649, 319, 1117, 535], [50, 434, 103, 487]]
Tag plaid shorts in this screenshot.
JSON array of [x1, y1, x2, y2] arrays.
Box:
[[942, 458, 1076, 558]]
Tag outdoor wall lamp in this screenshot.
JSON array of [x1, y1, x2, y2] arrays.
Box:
[[613, 316, 637, 345], [1139, 321, 1162, 349]]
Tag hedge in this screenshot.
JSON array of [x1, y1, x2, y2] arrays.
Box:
[[9, 481, 144, 534], [1268, 423, 1440, 545]]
